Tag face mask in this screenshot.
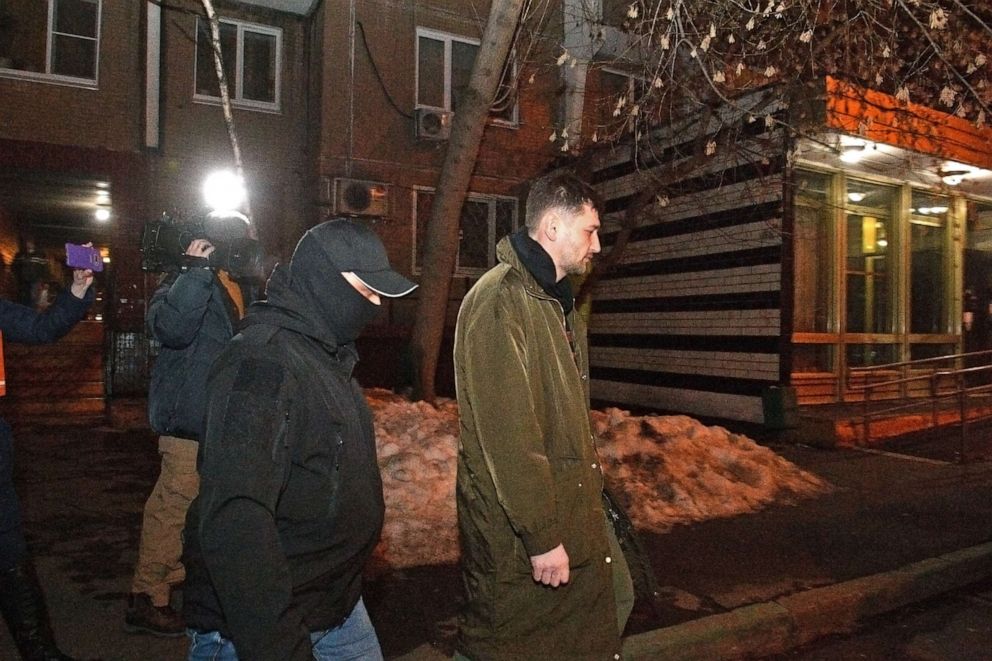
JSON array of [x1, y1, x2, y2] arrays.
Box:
[[289, 233, 380, 345], [319, 271, 380, 344]]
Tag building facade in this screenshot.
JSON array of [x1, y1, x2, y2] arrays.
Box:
[[584, 77, 992, 423]]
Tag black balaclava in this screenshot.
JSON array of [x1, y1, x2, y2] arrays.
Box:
[[287, 228, 379, 345]]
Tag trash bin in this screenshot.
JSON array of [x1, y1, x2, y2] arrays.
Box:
[[762, 385, 798, 429]]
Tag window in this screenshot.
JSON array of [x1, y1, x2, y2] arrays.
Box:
[[589, 68, 647, 137], [416, 28, 516, 124], [909, 191, 950, 334], [195, 17, 280, 111], [413, 189, 517, 276], [845, 179, 896, 336], [0, 0, 100, 83], [792, 170, 833, 334]]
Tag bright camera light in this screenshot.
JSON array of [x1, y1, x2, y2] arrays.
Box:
[[94, 208, 111, 222], [203, 170, 246, 213]]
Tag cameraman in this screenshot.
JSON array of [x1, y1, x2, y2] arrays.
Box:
[[126, 216, 250, 637], [0, 265, 94, 661]]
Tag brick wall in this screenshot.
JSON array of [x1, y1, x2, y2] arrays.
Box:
[[0, 0, 144, 152]]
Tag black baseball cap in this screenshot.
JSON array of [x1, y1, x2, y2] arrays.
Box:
[[309, 218, 417, 297]]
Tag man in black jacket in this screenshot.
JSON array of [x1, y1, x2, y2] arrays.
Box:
[[126, 216, 249, 637], [183, 218, 416, 661], [0, 265, 94, 661]]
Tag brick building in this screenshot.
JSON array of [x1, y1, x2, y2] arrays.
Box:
[[1, 0, 618, 408]]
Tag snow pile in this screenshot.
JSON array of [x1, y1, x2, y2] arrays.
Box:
[[366, 390, 831, 569], [592, 409, 831, 534]]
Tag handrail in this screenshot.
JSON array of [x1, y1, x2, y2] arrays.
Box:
[[855, 350, 992, 460], [847, 349, 992, 385]]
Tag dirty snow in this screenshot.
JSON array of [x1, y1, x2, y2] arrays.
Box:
[[367, 389, 831, 569]]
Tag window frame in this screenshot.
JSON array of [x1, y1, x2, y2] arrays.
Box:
[[414, 26, 518, 127], [193, 16, 282, 114], [0, 0, 102, 88], [411, 187, 519, 277]]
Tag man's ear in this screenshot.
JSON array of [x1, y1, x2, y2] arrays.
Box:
[[542, 211, 559, 242]]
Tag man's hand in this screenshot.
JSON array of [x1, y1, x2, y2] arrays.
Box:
[[530, 543, 570, 587], [185, 238, 216, 259]]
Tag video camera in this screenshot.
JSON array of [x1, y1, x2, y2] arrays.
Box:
[[140, 213, 265, 281]]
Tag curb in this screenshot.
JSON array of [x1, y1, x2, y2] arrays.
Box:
[[622, 541, 992, 660], [392, 542, 992, 661]]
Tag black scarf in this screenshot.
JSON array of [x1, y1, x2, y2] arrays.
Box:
[[509, 229, 574, 317]]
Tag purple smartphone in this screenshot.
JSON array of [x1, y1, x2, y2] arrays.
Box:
[[65, 243, 104, 272]]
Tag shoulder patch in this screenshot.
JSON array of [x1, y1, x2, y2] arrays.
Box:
[[232, 358, 285, 396]]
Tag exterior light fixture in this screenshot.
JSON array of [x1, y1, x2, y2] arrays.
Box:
[[203, 169, 247, 213], [839, 144, 866, 163], [941, 169, 969, 186], [94, 208, 111, 221], [847, 192, 866, 202]]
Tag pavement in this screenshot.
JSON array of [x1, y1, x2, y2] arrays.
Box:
[[3, 420, 992, 661]]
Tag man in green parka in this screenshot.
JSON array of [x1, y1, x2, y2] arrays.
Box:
[[454, 172, 634, 660]]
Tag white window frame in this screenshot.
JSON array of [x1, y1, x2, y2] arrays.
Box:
[[414, 27, 518, 127], [0, 0, 102, 88], [193, 16, 281, 113], [412, 187, 519, 277]]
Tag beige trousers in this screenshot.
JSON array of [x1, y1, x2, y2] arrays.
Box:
[[130, 435, 199, 607]]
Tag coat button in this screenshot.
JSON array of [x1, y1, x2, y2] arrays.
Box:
[[614, 654, 621, 660], [581, 373, 588, 380], [605, 556, 612, 564], [591, 462, 597, 469], [578, 482, 582, 487]]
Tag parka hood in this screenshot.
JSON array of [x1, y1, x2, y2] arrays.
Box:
[[243, 223, 382, 349]]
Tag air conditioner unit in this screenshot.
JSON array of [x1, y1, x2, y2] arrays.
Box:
[[415, 108, 452, 140], [334, 178, 390, 217]]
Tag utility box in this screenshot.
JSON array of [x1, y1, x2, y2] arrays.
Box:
[[762, 386, 799, 429]]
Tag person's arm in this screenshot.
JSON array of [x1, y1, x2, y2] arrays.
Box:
[[146, 239, 219, 347], [460, 287, 564, 561], [197, 352, 310, 661], [0, 269, 94, 345]]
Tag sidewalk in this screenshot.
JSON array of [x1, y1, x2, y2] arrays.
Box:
[[3, 424, 992, 660]]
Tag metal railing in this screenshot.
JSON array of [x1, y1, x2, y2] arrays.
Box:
[[847, 350, 992, 459]]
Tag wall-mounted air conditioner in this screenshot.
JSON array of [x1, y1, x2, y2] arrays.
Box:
[[414, 107, 452, 140], [334, 178, 390, 217]]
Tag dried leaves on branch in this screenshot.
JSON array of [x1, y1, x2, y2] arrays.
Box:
[[567, 1, 992, 148]]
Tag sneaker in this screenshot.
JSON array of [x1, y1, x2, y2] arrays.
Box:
[[124, 593, 185, 637]]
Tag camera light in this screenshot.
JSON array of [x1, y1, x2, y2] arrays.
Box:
[[203, 170, 246, 213], [94, 208, 111, 222]]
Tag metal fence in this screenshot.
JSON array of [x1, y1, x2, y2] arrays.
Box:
[[847, 350, 992, 459]]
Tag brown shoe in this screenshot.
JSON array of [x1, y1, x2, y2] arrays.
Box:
[[124, 593, 184, 637]]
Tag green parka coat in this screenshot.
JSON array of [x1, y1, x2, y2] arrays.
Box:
[[453, 237, 621, 660]]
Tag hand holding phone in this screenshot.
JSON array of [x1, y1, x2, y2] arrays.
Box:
[[65, 243, 104, 272]]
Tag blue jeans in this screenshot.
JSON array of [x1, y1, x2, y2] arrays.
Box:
[[187, 597, 383, 661]]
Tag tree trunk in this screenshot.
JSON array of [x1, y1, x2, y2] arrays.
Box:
[[408, 0, 526, 402], [200, 0, 253, 224]]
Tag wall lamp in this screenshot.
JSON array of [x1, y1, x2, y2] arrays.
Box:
[[941, 169, 970, 186], [839, 143, 867, 163]]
